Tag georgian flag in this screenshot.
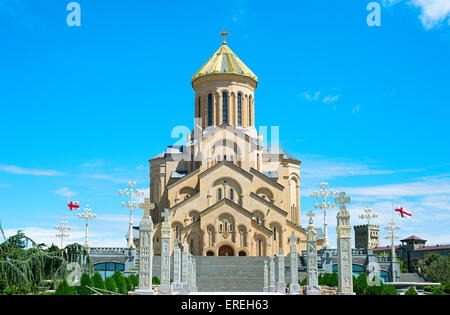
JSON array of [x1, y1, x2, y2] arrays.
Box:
[[395, 207, 412, 218]]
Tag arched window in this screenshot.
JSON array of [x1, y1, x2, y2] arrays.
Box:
[[230, 188, 234, 201], [225, 222, 228, 232], [219, 224, 223, 233], [190, 239, 194, 254], [258, 240, 262, 256], [222, 92, 228, 124], [198, 97, 201, 117], [208, 94, 213, 126], [218, 188, 222, 200], [237, 93, 242, 126], [274, 227, 277, 241]]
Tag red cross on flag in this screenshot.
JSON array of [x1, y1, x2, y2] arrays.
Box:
[[395, 207, 412, 218], [68, 201, 80, 211]]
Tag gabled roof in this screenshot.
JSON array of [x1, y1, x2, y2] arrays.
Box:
[[249, 192, 287, 216], [199, 198, 254, 219], [401, 235, 427, 242]]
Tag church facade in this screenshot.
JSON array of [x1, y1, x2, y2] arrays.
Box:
[[148, 35, 323, 257]]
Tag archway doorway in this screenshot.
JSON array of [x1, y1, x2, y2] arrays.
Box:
[[206, 251, 215, 256], [238, 251, 247, 256], [218, 245, 234, 256]]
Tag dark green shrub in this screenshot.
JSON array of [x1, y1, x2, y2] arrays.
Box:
[[152, 276, 160, 285], [405, 286, 418, 295], [105, 277, 117, 294], [354, 273, 368, 295], [79, 273, 93, 295], [382, 284, 398, 295], [55, 279, 77, 295], [92, 272, 105, 290]]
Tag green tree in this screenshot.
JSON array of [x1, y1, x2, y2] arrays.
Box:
[[423, 256, 449, 283], [431, 286, 446, 295], [112, 271, 128, 295], [299, 277, 307, 285], [382, 284, 398, 295], [105, 277, 117, 294], [152, 276, 160, 285], [92, 272, 105, 290], [365, 276, 384, 295], [55, 279, 76, 295], [128, 274, 139, 288], [404, 286, 418, 295], [354, 273, 368, 295], [125, 276, 132, 292], [79, 273, 93, 295]]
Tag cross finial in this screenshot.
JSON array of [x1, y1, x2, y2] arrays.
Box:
[[162, 208, 170, 222], [306, 210, 315, 225], [220, 28, 230, 45], [335, 192, 351, 210], [139, 198, 155, 217], [290, 233, 296, 243]]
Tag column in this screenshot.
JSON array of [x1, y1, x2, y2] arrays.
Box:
[[276, 249, 286, 294], [181, 241, 189, 293], [269, 255, 277, 292], [305, 215, 321, 295], [335, 192, 355, 295], [135, 214, 154, 295], [171, 240, 183, 293], [263, 260, 269, 292], [159, 211, 172, 295], [289, 234, 300, 294]]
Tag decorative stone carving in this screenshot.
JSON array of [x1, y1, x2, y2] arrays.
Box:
[[159, 209, 172, 295], [181, 241, 189, 293], [288, 234, 300, 294], [305, 210, 321, 295], [276, 248, 286, 294], [269, 255, 277, 292], [335, 192, 355, 295], [263, 260, 269, 292], [171, 239, 183, 294], [135, 213, 154, 295]]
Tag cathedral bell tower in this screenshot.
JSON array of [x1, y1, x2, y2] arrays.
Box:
[[191, 29, 258, 137]]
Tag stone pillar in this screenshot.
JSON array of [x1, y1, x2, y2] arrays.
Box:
[[305, 213, 321, 295], [288, 234, 300, 294], [181, 241, 189, 293], [335, 192, 355, 295], [159, 209, 172, 295], [191, 256, 198, 292], [135, 214, 154, 295], [171, 240, 183, 294], [276, 249, 286, 294], [269, 255, 277, 292], [187, 252, 193, 291], [263, 260, 269, 292]]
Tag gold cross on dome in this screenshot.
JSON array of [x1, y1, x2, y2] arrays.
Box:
[[220, 28, 230, 45]]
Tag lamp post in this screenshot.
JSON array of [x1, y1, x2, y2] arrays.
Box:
[[78, 204, 96, 249], [55, 218, 71, 248], [311, 182, 336, 249], [385, 219, 399, 259], [119, 181, 145, 249]]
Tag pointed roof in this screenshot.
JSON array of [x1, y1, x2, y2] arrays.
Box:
[[192, 43, 258, 83]]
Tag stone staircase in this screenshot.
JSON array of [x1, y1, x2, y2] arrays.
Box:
[[195, 257, 267, 292], [150, 256, 306, 292], [399, 273, 427, 283]]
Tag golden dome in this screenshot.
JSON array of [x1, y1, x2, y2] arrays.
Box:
[[192, 43, 258, 83]]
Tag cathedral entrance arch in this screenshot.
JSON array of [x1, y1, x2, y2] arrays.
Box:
[[218, 245, 234, 256]]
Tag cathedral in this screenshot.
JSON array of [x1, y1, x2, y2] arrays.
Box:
[[148, 33, 324, 257]]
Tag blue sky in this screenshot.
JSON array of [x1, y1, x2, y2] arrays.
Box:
[[0, 0, 449, 248]]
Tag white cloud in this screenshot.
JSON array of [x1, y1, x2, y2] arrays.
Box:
[[299, 156, 422, 180], [339, 175, 450, 198], [0, 164, 66, 176], [82, 159, 104, 168], [53, 187, 78, 198], [322, 94, 340, 104], [384, 0, 450, 29], [411, 0, 450, 29]]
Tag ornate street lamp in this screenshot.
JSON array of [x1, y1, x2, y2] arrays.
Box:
[[311, 182, 336, 248]]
